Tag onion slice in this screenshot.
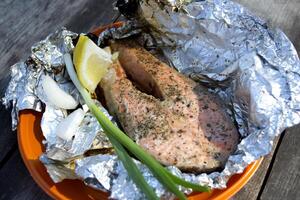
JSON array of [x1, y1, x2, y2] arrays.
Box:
[[42, 75, 78, 109], [56, 108, 85, 141]]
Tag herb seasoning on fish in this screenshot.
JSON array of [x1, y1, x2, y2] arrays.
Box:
[[100, 40, 239, 173]]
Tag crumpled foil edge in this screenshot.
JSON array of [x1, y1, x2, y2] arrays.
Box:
[[2, 0, 300, 199]]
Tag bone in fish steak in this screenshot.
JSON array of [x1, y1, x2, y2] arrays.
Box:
[[100, 41, 239, 173]]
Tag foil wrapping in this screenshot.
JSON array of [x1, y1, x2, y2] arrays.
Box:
[[41, 102, 113, 162], [104, 0, 300, 196], [31, 28, 77, 71], [2, 61, 43, 130], [75, 154, 175, 200], [2, 0, 300, 199], [2, 27, 114, 185], [2, 27, 77, 130], [40, 154, 78, 183]]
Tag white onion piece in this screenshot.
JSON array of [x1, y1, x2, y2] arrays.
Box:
[[42, 75, 78, 109], [82, 104, 89, 112], [56, 108, 85, 141]]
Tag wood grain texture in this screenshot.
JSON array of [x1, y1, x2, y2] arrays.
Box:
[[0, 0, 116, 199], [0, 0, 117, 162], [227, 1, 300, 199], [260, 126, 300, 200], [0, 150, 51, 200], [0, 0, 299, 200]]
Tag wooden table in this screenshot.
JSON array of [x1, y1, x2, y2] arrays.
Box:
[[0, 1, 299, 199]]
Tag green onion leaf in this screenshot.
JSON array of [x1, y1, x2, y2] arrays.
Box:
[[164, 170, 210, 192], [64, 53, 210, 200], [107, 134, 159, 200]]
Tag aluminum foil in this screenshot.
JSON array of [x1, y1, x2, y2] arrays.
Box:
[[3, 0, 300, 199], [41, 101, 113, 162], [2, 60, 43, 129], [2, 27, 114, 184], [2, 27, 77, 130], [31, 28, 77, 71], [75, 154, 175, 200], [98, 0, 300, 196], [40, 154, 78, 183]]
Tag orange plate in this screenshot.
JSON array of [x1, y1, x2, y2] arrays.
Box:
[[18, 23, 263, 200]]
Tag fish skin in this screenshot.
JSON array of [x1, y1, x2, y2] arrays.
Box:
[[100, 41, 239, 173]]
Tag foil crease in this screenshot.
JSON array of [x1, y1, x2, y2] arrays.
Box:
[[105, 0, 300, 193], [2, 27, 114, 184], [31, 28, 77, 71], [98, 21, 143, 47], [75, 154, 175, 200], [2, 27, 78, 129], [2, 61, 43, 130], [40, 155, 78, 183], [41, 101, 113, 162], [3, 0, 300, 199], [75, 155, 118, 191]]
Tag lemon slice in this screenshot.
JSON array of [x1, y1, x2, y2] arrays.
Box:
[[73, 34, 112, 93]]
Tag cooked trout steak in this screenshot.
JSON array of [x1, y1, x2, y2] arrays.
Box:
[[100, 41, 239, 173]]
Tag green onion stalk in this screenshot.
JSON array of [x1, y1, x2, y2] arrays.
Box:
[[64, 54, 210, 200]]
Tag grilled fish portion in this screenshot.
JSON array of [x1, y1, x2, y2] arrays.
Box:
[[100, 41, 239, 173]]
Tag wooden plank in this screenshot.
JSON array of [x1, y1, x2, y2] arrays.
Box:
[[0, 105, 17, 168], [0, 0, 117, 162], [259, 125, 300, 200], [231, 1, 300, 199], [0, 0, 299, 200], [0, 0, 116, 199], [235, 0, 300, 54], [0, 150, 51, 200], [231, 137, 280, 200]]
